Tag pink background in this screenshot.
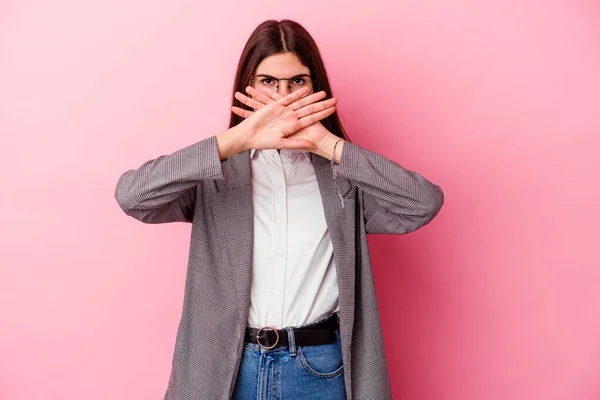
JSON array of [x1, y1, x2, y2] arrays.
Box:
[[1, 1, 599, 399]]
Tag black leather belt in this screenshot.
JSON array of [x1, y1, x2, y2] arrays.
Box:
[[245, 313, 339, 349]]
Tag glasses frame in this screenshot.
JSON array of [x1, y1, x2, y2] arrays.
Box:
[[249, 73, 317, 95]]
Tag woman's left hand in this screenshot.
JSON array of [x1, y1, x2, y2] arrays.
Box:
[[232, 87, 333, 154]]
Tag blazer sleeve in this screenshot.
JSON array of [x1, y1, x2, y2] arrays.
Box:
[[333, 141, 444, 234], [114, 135, 224, 224]]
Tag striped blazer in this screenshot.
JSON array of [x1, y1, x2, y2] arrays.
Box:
[[114, 135, 444, 399]]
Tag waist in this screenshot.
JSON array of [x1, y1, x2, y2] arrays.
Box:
[[245, 312, 340, 349]]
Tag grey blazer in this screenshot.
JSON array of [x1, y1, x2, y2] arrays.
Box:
[[114, 135, 444, 399]]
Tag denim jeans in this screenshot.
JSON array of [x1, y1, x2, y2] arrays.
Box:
[[232, 312, 347, 399]]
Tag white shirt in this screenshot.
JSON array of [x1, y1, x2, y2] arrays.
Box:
[[246, 148, 340, 329]]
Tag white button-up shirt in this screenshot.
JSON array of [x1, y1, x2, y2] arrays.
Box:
[[246, 148, 340, 329]]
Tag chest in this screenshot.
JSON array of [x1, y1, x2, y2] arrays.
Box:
[[251, 149, 327, 233]]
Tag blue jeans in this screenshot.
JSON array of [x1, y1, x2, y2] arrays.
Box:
[[232, 312, 347, 399]]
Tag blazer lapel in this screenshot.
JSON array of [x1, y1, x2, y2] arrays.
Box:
[[312, 154, 356, 352], [215, 150, 254, 323]]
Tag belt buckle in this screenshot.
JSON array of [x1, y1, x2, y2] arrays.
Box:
[[256, 326, 279, 349]]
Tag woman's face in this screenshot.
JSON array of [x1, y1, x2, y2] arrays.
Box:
[[251, 52, 312, 98]]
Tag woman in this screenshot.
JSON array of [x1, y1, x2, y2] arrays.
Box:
[[115, 19, 444, 400]]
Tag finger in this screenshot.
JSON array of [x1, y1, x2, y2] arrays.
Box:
[[235, 90, 266, 110], [246, 86, 282, 104], [298, 106, 336, 129], [231, 106, 253, 118], [256, 87, 282, 102], [289, 91, 328, 111], [295, 97, 338, 119], [277, 87, 311, 106], [276, 138, 316, 150]]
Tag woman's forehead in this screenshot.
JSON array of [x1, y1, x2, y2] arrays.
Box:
[[254, 52, 310, 76]]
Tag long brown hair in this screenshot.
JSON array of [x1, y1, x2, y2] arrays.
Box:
[[228, 19, 349, 141]]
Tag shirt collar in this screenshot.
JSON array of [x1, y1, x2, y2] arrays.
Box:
[[250, 149, 312, 161]]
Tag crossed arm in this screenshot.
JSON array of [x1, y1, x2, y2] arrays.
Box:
[[115, 87, 443, 229]]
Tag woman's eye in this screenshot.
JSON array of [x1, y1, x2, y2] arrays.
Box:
[[292, 77, 306, 85], [261, 78, 274, 86]]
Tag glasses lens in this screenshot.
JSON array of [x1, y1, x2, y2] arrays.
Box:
[[253, 76, 277, 91], [289, 75, 313, 96]]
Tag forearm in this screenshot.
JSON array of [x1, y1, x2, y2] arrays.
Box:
[[115, 134, 225, 217], [335, 140, 444, 233]]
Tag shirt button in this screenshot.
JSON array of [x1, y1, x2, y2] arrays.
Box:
[[273, 291, 281, 295], [277, 218, 283, 223], [276, 251, 283, 256]]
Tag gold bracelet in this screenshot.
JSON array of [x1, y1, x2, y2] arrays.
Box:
[[331, 138, 344, 162], [330, 137, 345, 208]]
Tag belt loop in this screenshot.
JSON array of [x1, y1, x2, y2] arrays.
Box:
[[285, 327, 297, 357]]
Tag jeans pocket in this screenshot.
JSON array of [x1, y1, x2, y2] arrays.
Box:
[[296, 332, 344, 378]]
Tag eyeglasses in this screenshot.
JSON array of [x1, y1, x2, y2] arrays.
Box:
[[249, 74, 316, 97]]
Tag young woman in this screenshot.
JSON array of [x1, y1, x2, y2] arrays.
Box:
[[115, 19, 444, 400]]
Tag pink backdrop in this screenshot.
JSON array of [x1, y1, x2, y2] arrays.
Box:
[[1, 1, 599, 399]]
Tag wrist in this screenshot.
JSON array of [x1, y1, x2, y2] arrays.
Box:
[[216, 125, 252, 160], [315, 133, 345, 163]]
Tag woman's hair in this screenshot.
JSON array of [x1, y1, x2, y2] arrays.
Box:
[[228, 19, 349, 140]]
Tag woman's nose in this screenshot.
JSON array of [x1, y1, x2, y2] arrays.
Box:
[[277, 85, 291, 96]]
